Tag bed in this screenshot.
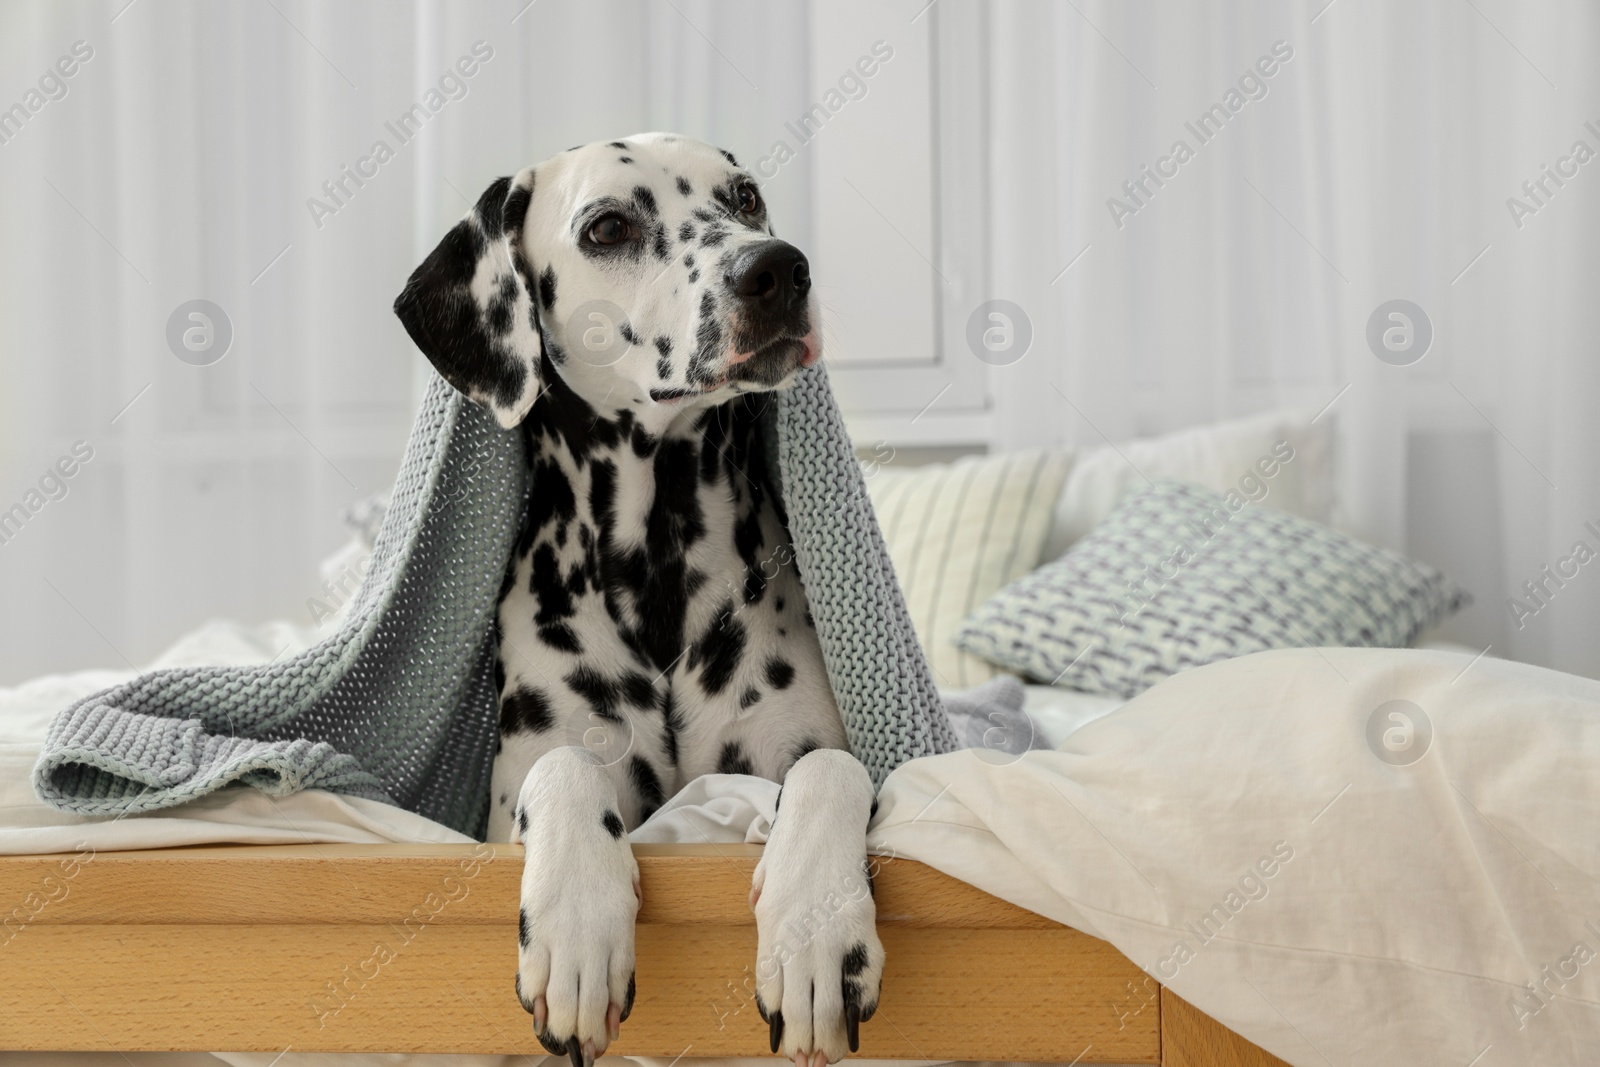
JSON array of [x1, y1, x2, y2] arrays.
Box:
[[7, 622, 1599, 1066], [0, 614, 1291, 1066], [8, 415, 1597, 1067]]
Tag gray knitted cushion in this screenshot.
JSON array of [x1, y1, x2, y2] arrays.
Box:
[[956, 478, 1470, 699]]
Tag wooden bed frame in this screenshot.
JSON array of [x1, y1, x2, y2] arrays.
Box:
[[0, 843, 1288, 1066]]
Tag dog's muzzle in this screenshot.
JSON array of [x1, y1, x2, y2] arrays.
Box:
[[726, 240, 818, 381]]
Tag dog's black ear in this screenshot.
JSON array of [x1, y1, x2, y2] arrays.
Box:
[[395, 167, 543, 428]]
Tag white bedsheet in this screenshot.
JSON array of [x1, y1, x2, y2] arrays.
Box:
[[6, 635, 1596, 1066], [875, 646, 1600, 1066]]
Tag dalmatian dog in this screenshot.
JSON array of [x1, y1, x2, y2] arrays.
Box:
[[394, 134, 883, 1067]]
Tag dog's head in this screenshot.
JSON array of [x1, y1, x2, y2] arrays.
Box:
[[394, 133, 819, 428]]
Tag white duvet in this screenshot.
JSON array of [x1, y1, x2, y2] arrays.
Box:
[[4, 634, 1599, 1067], [878, 646, 1600, 1066]]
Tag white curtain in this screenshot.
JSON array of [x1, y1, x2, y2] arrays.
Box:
[[3, 0, 1594, 684], [978, 0, 1599, 679], [0, 0, 811, 683]]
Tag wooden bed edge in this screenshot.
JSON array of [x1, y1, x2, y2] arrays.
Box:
[[0, 843, 1287, 1065], [0, 840, 1064, 928], [1162, 989, 1293, 1067]]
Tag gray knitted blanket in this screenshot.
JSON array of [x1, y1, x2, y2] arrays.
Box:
[[32, 366, 964, 838]]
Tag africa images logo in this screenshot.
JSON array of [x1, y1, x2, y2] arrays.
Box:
[[1505, 119, 1600, 230], [0, 40, 94, 148], [165, 299, 233, 366], [0, 441, 95, 549], [752, 41, 894, 178], [305, 41, 494, 230], [1365, 299, 1433, 366], [1365, 700, 1432, 766], [1106, 40, 1294, 229]]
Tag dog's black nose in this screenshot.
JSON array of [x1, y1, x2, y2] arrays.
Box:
[[729, 241, 810, 310]]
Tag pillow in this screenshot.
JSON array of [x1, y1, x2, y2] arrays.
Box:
[[1042, 407, 1336, 561], [866, 448, 1073, 687], [956, 479, 1469, 698]]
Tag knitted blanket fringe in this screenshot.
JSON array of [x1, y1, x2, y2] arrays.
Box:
[[32, 366, 960, 838]]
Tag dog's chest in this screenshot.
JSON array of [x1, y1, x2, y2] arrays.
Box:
[[487, 392, 844, 835]]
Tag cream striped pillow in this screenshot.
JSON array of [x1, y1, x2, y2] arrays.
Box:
[[865, 448, 1073, 687]]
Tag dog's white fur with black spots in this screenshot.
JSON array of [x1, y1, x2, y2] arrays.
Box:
[[395, 133, 883, 1067]]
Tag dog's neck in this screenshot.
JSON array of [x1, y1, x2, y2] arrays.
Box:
[[528, 354, 774, 458]]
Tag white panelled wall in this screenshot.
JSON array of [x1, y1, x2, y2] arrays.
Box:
[[823, 1, 1600, 680]]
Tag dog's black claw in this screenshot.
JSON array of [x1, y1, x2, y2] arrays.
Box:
[[567, 1036, 584, 1067], [770, 1009, 784, 1053], [536, 1029, 566, 1057], [620, 971, 636, 1022], [846, 1001, 861, 1052]]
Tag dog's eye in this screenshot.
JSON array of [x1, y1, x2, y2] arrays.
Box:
[[736, 183, 762, 215], [587, 215, 631, 246]]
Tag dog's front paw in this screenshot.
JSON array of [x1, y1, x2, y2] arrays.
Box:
[[752, 750, 884, 1066], [512, 748, 640, 1067]]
